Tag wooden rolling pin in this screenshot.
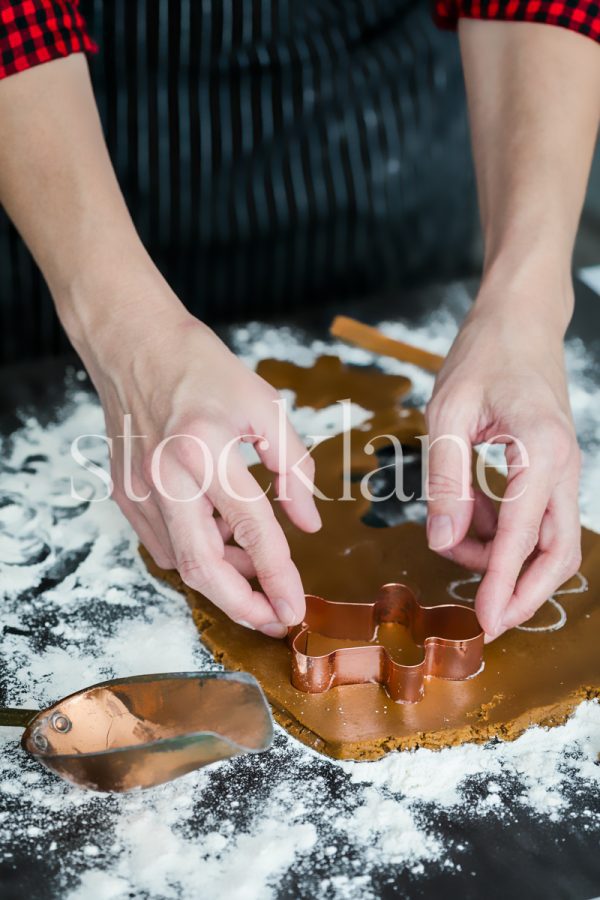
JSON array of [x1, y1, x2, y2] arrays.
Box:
[[330, 315, 445, 374]]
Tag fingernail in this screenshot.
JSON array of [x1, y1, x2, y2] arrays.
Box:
[[437, 547, 454, 561], [483, 615, 504, 642], [484, 627, 506, 643], [273, 600, 298, 627], [427, 514, 454, 551], [259, 622, 288, 639], [236, 620, 255, 631], [310, 505, 322, 531]]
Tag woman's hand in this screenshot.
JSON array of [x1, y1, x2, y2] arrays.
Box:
[[448, 21, 599, 639], [72, 274, 321, 638], [425, 284, 581, 640], [0, 55, 322, 638]]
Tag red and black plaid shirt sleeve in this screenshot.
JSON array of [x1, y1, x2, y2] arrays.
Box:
[[0, 0, 97, 80], [434, 0, 600, 40]]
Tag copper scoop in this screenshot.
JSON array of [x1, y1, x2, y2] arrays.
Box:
[[0, 671, 273, 792]]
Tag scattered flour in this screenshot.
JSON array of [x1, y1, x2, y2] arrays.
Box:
[[0, 295, 599, 899]]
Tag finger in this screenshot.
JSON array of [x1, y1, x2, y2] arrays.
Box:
[[217, 516, 260, 574], [168, 505, 288, 636], [256, 402, 322, 533], [474, 442, 554, 637], [209, 446, 306, 626], [425, 418, 474, 552], [439, 491, 498, 570], [116, 492, 174, 570], [442, 535, 489, 571], [499, 475, 582, 631], [223, 545, 256, 579], [214, 516, 233, 543], [112, 463, 177, 566], [137, 500, 177, 564], [156, 458, 287, 635]]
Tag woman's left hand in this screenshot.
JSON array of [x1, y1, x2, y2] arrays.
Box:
[[425, 285, 582, 640]]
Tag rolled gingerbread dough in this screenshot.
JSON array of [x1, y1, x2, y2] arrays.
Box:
[[141, 357, 600, 760]]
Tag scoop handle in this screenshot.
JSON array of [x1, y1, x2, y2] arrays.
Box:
[[0, 708, 39, 728]]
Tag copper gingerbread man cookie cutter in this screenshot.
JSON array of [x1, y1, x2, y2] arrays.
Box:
[[288, 584, 484, 703]]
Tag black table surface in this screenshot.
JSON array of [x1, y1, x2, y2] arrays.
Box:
[[0, 277, 599, 900]]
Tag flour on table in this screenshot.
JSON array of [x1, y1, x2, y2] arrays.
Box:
[[0, 297, 599, 900]]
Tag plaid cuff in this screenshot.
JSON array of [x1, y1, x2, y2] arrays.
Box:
[[0, 0, 97, 80], [434, 0, 600, 40]]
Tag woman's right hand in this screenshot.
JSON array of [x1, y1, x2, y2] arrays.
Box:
[[68, 270, 321, 638], [0, 54, 321, 636]]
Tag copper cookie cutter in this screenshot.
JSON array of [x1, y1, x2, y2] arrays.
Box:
[[288, 584, 484, 703]]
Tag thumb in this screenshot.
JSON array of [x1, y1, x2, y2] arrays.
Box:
[[425, 428, 474, 552]]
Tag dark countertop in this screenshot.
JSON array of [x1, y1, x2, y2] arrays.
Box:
[[0, 277, 599, 900]]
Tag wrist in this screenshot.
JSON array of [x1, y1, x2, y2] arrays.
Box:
[[54, 246, 188, 366], [475, 255, 574, 339]]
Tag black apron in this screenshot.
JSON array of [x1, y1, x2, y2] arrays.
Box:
[[0, 0, 475, 364]]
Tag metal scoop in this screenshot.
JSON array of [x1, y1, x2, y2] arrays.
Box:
[[0, 671, 273, 792]]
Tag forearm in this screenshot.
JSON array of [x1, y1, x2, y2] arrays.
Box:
[[427, 21, 597, 633], [0, 54, 181, 357], [460, 20, 600, 330], [0, 52, 321, 629]]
